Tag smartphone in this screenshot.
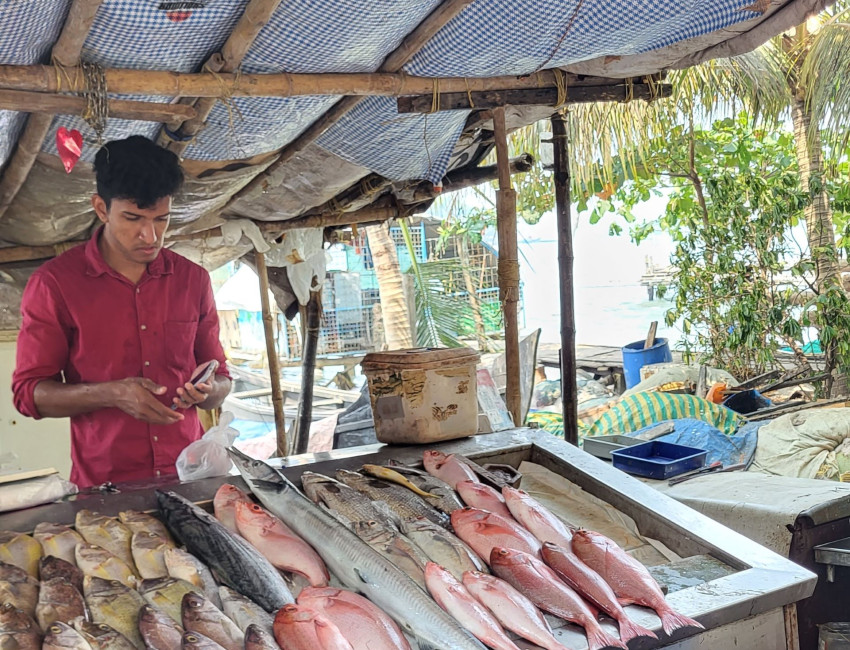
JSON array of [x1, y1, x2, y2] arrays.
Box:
[[171, 360, 219, 410]]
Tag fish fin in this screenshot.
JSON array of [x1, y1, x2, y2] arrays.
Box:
[[659, 608, 704, 635], [616, 616, 658, 642], [617, 597, 636, 607], [353, 567, 375, 587], [250, 479, 285, 493], [585, 625, 629, 650]]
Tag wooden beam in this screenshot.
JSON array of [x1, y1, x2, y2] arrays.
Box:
[[397, 83, 672, 113], [0, 89, 196, 122], [492, 107, 521, 427], [165, 0, 283, 155], [407, 153, 533, 200], [0, 65, 640, 98], [551, 111, 578, 446], [0, 0, 103, 221], [225, 0, 479, 205], [256, 251, 288, 456]]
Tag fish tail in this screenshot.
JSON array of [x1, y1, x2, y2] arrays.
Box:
[[616, 615, 658, 642], [585, 623, 629, 650], [659, 607, 704, 635]]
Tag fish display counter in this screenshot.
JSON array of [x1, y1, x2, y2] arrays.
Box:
[[0, 429, 815, 649]]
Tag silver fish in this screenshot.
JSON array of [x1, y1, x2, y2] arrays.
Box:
[[138, 577, 201, 625], [336, 469, 450, 528], [218, 586, 274, 636], [352, 520, 429, 590], [227, 447, 486, 650], [0, 602, 41, 649], [156, 490, 294, 613], [401, 518, 489, 580], [384, 464, 465, 515], [118, 511, 174, 545], [301, 471, 398, 530]]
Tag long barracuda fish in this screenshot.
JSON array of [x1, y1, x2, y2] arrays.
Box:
[[227, 448, 486, 650]]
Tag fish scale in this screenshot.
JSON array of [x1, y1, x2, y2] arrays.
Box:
[[335, 469, 450, 528], [227, 448, 487, 650], [156, 490, 294, 613]]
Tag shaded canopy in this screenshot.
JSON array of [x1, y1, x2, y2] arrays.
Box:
[[0, 0, 833, 328]]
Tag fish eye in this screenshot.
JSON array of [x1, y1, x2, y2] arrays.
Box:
[[99, 624, 110, 631], [186, 634, 198, 641], [49, 624, 62, 633]]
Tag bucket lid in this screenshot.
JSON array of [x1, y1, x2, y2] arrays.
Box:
[[362, 347, 479, 371]]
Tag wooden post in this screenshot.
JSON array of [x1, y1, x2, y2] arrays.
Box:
[[0, 0, 103, 221], [492, 107, 521, 427], [551, 111, 578, 446], [256, 251, 288, 456], [292, 284, 321, 455]]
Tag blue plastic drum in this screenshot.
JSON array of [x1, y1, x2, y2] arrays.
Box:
[[621, 338, 673, 389]]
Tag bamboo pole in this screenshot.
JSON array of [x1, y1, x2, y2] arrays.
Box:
[[492, 107, 521, 427], [292, 286, 321, 455], [0, 0, 103, 221], [0, 66, 606, 98], [256, 251, 288, 456], [223, 0, 477, 204], [0, 89, 196, 122], [551, 111, 578, 446], [165, 0, 283, 155]]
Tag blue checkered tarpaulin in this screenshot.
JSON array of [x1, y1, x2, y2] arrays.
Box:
[[0, 0, 766, 184]]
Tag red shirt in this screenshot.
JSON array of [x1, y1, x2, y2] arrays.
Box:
[[12, 228, 230, 488]]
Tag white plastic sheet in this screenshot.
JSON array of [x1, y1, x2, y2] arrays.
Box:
[[176, 411, 239, 482]]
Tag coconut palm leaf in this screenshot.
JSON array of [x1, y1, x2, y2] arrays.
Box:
[[399, 220, 466, 348]]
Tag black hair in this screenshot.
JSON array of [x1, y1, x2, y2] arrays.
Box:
[[93, 135, 184, 209]]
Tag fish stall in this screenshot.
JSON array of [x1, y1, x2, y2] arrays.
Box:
[[0, 429, 815, 649]]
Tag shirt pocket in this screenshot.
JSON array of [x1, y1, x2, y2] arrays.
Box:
[[164, 320, 198, 372]]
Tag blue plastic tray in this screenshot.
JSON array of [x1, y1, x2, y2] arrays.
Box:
[[611, 440, 707, 479]]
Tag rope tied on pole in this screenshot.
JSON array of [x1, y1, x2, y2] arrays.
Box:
[[80, 60, 108, 143]]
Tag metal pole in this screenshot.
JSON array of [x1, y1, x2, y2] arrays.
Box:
[[551, 111, 579, 446], [255, 252, 288, 456], [492, 107, 522, 426], [293, 285, 321, 455]]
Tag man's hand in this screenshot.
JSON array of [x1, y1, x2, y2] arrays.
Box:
[[111, 377, 184, 425], [172, 379, 213, 411]]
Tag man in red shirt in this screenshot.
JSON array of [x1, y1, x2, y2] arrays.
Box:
[[12, 136, 232, 487]]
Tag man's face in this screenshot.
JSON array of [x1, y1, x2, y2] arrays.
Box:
[[92, 195, 172, 266]]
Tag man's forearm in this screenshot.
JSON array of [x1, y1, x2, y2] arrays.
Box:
[[198, 375, 232, 411], [33, 379, 120, 418]]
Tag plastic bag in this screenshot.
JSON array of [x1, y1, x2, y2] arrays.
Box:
[[176, 412, 239, 482], [0, 475, 78, 514], [264, 228, 326, 305]]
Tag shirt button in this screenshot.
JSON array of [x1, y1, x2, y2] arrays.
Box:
[[136, 288, 140, 294], [140, 324, 147, 331], [153, 435, 158, 442], [155, 470, 161, 477], [144, 361, 150, 367]]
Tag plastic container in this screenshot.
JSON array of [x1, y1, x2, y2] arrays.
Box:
[[722, 389, 771, 415], [582, 435, 645, 460], [611, 440, 707, 479], [362, 347, 480, 445], [621, 338, 673, 389]]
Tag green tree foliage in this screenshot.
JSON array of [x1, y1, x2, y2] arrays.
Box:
[[588, 112, 850, 378]]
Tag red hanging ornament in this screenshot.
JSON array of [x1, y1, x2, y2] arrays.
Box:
[[56, 127, 83, 174]]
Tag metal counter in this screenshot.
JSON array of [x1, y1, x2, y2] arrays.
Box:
[[0, 429, 816, 649]]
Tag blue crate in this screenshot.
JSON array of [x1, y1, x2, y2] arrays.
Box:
[[611, 440, 708, 480]]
